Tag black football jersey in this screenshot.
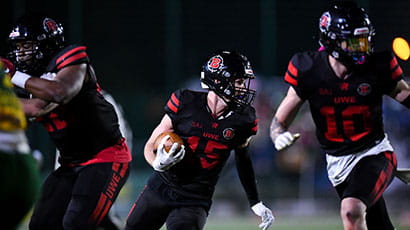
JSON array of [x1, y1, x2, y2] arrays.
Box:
[[159, 89, 258, 200], [284, 50, 403, 156], [36, 45, 122, 164]]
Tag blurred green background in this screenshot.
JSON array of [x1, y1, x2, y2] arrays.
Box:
[[3, 0, 410, 229]]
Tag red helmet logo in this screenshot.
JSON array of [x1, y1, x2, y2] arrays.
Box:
[[43, 18, 58, 33], [207, 55, 223, 72], [319, 12, 331, 31]]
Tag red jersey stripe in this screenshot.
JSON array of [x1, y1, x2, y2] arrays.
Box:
[[285, 72, 298, 86], [251, 125, 258, 133], [369, 152, 396, 205], [91, 193, 107, 222], [167, 100, 178, 113], [119, 163, 129, 177], [389, 57, 403, 80], [288, 61, 298, 77], [97, 200, 112, 224], [171, 93, 180, 106], [390, 57, 398, 70], [57, 52, 88, 69], [57, 46, 86, 64], [112, 162, 120, 172], [251, 119, 258, 133], [391, 66, 403, 80]]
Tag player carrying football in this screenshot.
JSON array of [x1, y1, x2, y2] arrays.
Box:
[[270, 1, 409, 230], [126, 50, 274, 230], [7, 13, 131, 229]]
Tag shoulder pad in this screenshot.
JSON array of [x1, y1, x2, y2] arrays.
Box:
[[164, 89, 205, 114], [368, 51, 403, 80], [47, 44, 89, 71], [165, 89, 184, 114], [285, 51, 319, 86]]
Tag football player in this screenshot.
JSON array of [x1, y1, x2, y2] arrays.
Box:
[[7, 14, 132, 229], [0, 58, 40, 230], [126, 51, 274, 230], [270, 1, 409, 230]]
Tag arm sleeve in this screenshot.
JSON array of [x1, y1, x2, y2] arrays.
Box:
[[235, 146, 260, 207]]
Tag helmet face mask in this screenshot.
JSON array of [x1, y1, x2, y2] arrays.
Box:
[[201, 51, 256, 108], [319, 1, 375, 67], [11, 41, 41, 71], [8, 14, 64, 75]]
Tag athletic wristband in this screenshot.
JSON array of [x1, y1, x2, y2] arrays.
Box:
[[11, 71, 31, 89]]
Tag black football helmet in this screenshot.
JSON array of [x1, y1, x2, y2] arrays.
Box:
[[201, 50, 256, 108], [8, 14, 64, 75], [319, 1, 375, 67]]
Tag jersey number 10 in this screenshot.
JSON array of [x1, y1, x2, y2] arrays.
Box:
[[320, 105, 372, 142]]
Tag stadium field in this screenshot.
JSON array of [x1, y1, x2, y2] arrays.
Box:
[[159, 215, 409, 230], [18, 214, 409, 229]]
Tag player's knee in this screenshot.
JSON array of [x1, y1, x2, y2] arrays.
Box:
[[340, 197, 366, 222]]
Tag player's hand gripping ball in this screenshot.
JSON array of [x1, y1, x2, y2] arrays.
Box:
[[153, 132, 184, 153], [152, 132, 185, 172]]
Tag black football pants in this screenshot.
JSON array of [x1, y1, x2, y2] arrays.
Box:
[[29, 162, 129, 230], [126, 185, 207, 230], [335, 151, 396, 230]]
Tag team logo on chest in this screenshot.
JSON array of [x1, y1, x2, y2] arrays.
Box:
[[223, 128, 235, 140], [357, 83, 371, 96]]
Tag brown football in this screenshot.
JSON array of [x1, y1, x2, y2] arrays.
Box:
[[153, 132, 183, 153]]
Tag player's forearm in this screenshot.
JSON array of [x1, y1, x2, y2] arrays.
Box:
[[144, 142, 156, 166], [270, 117, 287, 140], [21, 98, 58, 118], [235, 147, 260, 206], [270, 87, 304, 141]]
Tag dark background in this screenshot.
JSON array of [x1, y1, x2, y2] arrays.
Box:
[[2, 0, 410, 142], [2, 0, 410, 168], [3, 1, 410, 227], [2, 0, 410, 170]]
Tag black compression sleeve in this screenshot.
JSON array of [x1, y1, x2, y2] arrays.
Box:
[[235, 146, 260, 207]]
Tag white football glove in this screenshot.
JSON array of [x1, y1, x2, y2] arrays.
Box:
[[251, 202, 275, 230], [274, 131, 300, 151], [152, 135, 185, 172], [39, 72, 57, 80]]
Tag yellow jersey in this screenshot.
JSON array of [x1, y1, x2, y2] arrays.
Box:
[[0, 60, 27, 131]]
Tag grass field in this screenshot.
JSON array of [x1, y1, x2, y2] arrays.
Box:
[[202, 216, 344, 230], [162, 215, 409, 230], [16, 174, 410, 229], [18, 213, 410, 230]]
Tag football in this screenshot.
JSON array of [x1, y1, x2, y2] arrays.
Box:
[[153, 132, 184, 153]]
